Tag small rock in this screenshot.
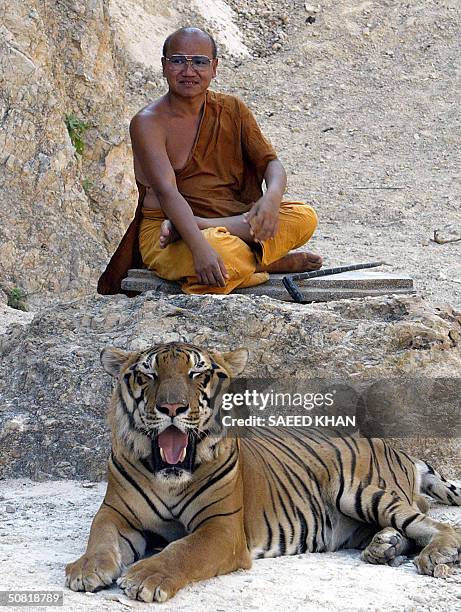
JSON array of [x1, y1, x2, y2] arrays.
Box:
[[104, 594, 119, 601], [272, 43, 282, 51], [433, 563, 451, 578]]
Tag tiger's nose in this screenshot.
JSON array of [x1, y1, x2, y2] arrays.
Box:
[[156, 403, 189, 417]]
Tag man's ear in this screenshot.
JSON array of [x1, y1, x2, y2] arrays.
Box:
[[100, 347, 137, 377], [211, 57, 218, 78], [217, 348, 248, 377]]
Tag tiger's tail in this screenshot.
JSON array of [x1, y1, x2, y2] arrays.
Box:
[[416, 459, 461, 506]]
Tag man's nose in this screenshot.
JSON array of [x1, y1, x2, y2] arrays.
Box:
[[182, 61, 197, 75], [157, 403, 189, 418]]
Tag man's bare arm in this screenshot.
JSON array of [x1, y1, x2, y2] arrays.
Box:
[[244, 159, 287, 241], [264, 159, 287, 202], [130, 113, 228, 286]]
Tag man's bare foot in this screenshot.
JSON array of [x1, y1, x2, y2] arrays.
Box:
[[257, 252, 323, 274], [159, 219, 180, 248]]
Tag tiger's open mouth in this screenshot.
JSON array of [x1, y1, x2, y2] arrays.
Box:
[[151, 425, 197, 474]]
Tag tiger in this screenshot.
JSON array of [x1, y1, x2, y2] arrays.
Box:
[[65, 342, 461, 602]]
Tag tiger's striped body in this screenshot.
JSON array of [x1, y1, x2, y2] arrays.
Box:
[[241, 429, 458, 557], [66, 343, 461, 602]]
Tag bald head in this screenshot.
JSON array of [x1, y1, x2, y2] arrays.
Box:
[[162, 27, 217, 59]]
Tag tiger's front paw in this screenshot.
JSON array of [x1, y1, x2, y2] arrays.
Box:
[[65, 551, 122, 592], [414, 532, 461, 577], [117, 558, 183, 603], [361, 527, 409, 567]]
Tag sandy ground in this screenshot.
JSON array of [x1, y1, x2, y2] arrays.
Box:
[[0, 479, 460, 612]]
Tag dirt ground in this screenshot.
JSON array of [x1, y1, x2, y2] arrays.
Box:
[[0, 479, 460, 612], [212, 0, 461, 308]]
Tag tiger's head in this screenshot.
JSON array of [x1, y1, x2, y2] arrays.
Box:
[[101, 342, 247, 484]]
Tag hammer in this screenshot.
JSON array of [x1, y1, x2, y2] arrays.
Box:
[[282, 261, 387, 303]]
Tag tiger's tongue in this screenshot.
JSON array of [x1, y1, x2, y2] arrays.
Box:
[[158, 426, 188, 465]]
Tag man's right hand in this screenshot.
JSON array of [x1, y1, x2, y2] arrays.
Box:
[[192, 243, 229, 287]]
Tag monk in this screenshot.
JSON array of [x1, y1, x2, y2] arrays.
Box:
[[97, 27, 322, 296]]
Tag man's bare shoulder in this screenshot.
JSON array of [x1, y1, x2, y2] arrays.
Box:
[[130, 96, 171, 132]]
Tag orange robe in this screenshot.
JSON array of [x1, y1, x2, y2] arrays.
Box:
[[97, 91, 317, 295]]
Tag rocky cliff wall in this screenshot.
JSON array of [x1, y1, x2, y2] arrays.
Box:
[[1, 1, 138, 306]]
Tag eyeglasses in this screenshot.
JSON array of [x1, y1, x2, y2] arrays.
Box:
[[164, 54, 213, 71]]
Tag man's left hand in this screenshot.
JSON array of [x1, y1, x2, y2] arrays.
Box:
[[244, 194, 281, 242]]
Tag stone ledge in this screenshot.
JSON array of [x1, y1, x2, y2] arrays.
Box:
[[121, 269, 415, 302]]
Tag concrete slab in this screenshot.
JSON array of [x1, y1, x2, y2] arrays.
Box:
[[121, 269, 415, 302]]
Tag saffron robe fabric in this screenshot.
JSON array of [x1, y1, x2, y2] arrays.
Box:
[[139, 203, 318, 294]]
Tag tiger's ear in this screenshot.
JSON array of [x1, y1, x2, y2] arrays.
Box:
[[100, 347, 137, 377], [218, 348, 249, 377]]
